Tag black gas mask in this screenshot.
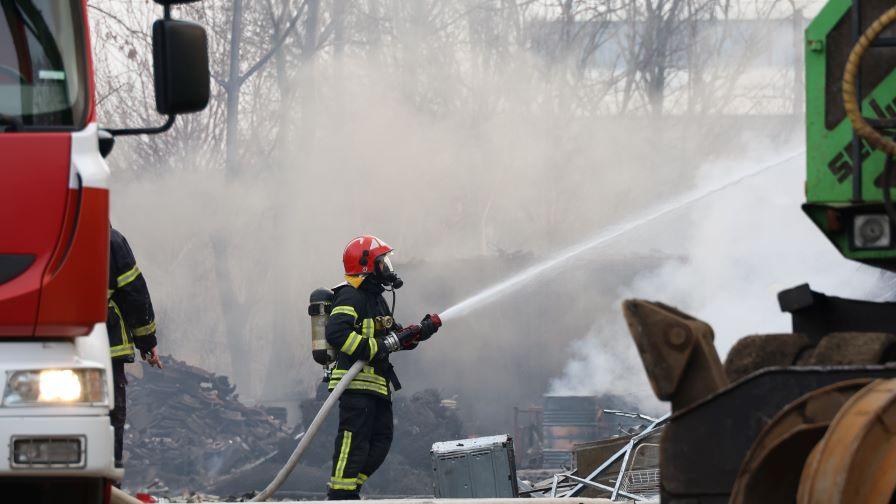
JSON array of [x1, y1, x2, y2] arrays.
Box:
[[373, 252, 403, 289]]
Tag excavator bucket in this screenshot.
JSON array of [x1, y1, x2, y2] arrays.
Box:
[[622, 299, 728, 412]]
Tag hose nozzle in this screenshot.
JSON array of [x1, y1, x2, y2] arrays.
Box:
[[427, 313, 442, 329]]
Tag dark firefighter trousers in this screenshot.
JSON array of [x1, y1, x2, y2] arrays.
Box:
[[327, 392, 393, 499], [111, 361, 127, 468]]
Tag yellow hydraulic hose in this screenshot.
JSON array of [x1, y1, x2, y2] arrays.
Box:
[[842, 6, 896, 155]]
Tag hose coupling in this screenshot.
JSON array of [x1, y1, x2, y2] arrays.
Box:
[[382, 332, 401, 353]]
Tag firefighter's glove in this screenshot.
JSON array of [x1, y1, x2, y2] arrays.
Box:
[[382, 325, 422, 352], [419, 314, 440, 341]]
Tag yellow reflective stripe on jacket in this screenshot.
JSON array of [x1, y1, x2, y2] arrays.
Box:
[[340, 333, 363, 355], [348, 384, 389, 395], [368, 337, 378, 357], [111, 301, 131, 347], [328, 378, 389, 395], [328, 378, 389, 396], [133, 321, 156, 337], [116, 265, 141, 289], [335, 431, 352, 479], [329, 362, 390, 395], [350, 374, 387, 386], [110, 343, 135, 358], [357, 473, 369, 485], [109, 300, 135, 358], [331, 369, 387, 384], [330, 306, 358, 319], [344, 381, 389, 395], [360, 318, 374, 338], [362, 365, 384, 380], [331, 369, 387, 386]]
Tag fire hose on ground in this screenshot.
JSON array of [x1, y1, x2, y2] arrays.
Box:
[[109, 361, 366, 504], [250, 359, 366, 502]]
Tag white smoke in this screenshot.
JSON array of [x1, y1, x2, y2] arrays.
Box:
[[97, 1, 842, 430], [549, 144, 885, 406]]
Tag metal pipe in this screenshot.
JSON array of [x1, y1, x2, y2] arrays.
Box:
[[550, 474, 561, 498], [602, 409, 659, 422], [564, 474, 643, 501], [610, 438, 636, 500]]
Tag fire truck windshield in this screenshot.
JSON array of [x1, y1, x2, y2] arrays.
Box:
[[0, 0, 88, 130]]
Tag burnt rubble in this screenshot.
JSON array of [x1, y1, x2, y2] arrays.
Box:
[[208, 387, 464, 498], [122, 356, 292, 493], [121, 357, 464, 498]]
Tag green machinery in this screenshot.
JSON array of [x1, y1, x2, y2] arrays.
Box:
[[805, 0, 896, 267]]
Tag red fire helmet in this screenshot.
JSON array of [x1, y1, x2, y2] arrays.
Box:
[[343, 235, 394, 276]]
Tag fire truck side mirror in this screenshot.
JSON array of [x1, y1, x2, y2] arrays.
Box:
[[152, 19, 210, 116]]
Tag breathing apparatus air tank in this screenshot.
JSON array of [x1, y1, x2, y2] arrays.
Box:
[[308, 288, 336, 366]]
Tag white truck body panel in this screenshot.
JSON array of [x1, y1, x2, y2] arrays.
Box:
[[0, 323, 120, 481]]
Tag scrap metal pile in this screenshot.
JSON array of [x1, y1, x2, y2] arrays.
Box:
[[523, 413, 667, 501], [121, 356, 293, 493]]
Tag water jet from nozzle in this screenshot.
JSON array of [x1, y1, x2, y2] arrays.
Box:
[[437, 151, 803, 323]]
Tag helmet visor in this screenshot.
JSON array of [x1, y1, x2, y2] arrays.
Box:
[[376, 253, 395, 276]]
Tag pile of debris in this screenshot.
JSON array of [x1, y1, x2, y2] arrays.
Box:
[[207, 387, 464, 498], [121, 357, 465, 498], [122, 356, 292, 493]]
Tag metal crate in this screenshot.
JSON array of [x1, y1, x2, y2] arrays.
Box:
[[431, 434, 519, 498], [620, 468, 661, 499]]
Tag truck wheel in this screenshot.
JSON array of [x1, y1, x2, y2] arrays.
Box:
[[731, 378, 872, 504], [798, 378, 896, 503]]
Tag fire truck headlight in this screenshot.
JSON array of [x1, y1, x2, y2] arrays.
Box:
[[3, 369, 106, 406]]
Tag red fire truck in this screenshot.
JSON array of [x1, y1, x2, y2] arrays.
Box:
[[0, 1, 208, 501]]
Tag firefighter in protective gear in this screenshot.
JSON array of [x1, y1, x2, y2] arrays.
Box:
[[107, 227, 162, 468], [325, 236, 439, 499]]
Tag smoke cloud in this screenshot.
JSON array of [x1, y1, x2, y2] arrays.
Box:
[[98, 1, 850, 434], [548, 147, 889, 409]]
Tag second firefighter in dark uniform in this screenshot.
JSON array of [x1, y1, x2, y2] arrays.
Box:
[[325, 235, 440, 499], [107, 227, 162, 468]]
